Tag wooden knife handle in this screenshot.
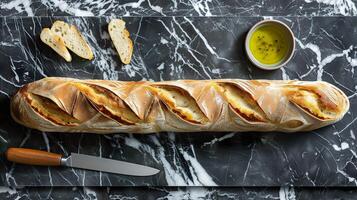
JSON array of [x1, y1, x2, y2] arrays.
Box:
[[5, 148, 62, 166]]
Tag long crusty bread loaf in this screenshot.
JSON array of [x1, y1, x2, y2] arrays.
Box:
[[108, 19, 133, 64], [11, 77, 349, 133]]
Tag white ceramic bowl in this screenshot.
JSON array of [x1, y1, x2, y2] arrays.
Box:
[[245, 19, 295, 70]]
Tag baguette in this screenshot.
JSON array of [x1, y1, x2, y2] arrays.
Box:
[[11, 78, 349, 133], [108, 19, 133, 64]]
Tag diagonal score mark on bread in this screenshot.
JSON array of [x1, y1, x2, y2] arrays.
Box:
[[280, 119, 304, 129], [71, 82, 140, 125], [149, 85, 209, 124], [24, 92, 80, 126], [286, 86, 342, 120], [214, 82, 267, 123], [71, 91, 98, 122]]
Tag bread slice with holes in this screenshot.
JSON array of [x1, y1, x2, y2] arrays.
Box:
[[51, 21, 94, 60], [108, 19, 133, 64], [40, 28, 72, 62]]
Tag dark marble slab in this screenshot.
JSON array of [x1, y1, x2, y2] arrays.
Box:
[[1, 186, 357, 200], [0, 0, 356, 17], [0, 16, 356, 187]]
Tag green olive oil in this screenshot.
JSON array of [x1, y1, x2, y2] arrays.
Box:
[[249, 24, 289, 65]]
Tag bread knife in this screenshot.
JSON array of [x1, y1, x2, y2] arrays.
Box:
[[6, 148, 160, 176]]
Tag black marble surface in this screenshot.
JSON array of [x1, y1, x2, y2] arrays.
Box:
[[1, 16, 357, 188], [1, 186, 357, 199], [0, 0, 357, 16], [0, 0, 357, 199]]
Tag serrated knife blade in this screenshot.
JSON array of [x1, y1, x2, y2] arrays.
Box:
[[6, 148, 160, 176], [61, 153, 160, 176]]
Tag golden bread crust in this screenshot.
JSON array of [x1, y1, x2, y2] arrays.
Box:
[[10, 77, 350, 133]]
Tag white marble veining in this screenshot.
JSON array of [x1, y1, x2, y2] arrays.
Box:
[[1, 0, 357, 16], [305, 0, 357, 16], [0, 16, 356, 189], [0, 1, 357, 199]]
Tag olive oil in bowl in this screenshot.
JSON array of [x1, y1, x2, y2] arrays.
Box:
[[245, 20, 295, 70]]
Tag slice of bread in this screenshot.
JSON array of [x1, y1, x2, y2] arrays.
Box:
[[51, 21, 94, 60], [40, 28, 72, 62], [108, 19, 133, 64]]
